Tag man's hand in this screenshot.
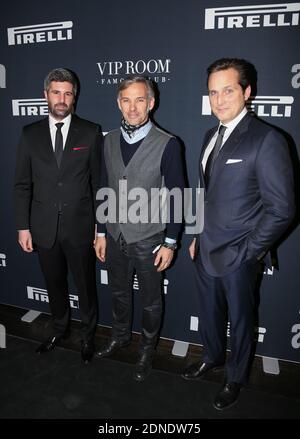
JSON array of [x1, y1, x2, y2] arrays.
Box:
[[189, 238, 197, 260], [18, 230, 33, 252], [95, 236, 106, 262], [154, 246, 174, 272]]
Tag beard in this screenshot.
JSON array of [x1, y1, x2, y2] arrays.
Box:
[[48, 103, 72, 119]]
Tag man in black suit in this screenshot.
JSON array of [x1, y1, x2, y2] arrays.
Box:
[[181, 58, 295, 409], [14, 68, 102, 363]]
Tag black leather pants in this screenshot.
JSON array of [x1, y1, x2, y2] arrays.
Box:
[[106, 232, 164, 351]]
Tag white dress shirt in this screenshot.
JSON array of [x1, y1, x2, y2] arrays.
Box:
[[49, 113, 72, 150], [202, 107, 248, 171]]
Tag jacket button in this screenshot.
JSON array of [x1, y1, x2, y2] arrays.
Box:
[[58, 182, 63, 186]]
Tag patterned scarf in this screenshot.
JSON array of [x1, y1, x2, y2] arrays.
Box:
[[120, 117, 149, 138]]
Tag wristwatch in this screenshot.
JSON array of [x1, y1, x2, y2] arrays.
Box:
[[162, 242, 177, 251]]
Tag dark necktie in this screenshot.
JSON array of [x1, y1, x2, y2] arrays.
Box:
[[204, 124, 227, 186], [54, 122, 64, 167]]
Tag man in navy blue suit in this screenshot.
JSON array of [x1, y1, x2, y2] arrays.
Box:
[[182, 58, 295, 410]]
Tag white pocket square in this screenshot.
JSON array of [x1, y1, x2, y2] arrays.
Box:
[[226, 159, 243, 164]]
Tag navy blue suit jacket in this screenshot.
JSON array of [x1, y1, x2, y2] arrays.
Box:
[[196, 113, 295, 277]]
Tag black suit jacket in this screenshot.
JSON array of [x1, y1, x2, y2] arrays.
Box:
[[14, 115, 103, 248], [196, 113, 295, 277]]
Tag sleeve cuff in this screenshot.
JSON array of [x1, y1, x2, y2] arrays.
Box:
[[165, 237, 176, 244]]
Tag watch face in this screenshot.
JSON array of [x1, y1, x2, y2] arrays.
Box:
[[163, 243, 176, 250]]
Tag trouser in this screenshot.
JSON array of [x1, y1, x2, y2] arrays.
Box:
[[37, 216, 98, 341], [106, 232, 164, 351], [194, 258, 260, 385]]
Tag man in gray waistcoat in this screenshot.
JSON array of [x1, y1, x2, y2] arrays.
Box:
[[95, 75, 185, 381]]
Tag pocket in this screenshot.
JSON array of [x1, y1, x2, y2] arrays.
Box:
[[134, 232, 164, 256]]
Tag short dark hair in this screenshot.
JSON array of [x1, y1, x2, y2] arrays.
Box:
[[117, 75, 155, 99], [207, 58, 257, 92], [44, 68, 78, 96]]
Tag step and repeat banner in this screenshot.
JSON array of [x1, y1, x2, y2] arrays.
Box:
[[1, 0, 299, 362]]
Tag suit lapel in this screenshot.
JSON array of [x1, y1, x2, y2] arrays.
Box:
[[207, 113, 252, 191], [38, 118, 58, 167], [59, 115, 80, 171], [199, 128, 215, 185]]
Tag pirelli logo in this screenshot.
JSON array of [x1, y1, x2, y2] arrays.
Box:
[[100, 269, 170, 294], [205, 2, 300, 29], [27, 286, 79, 309], [0, 64, 6, 88], [0, 253, 6, 267], [202, 95, 294, 118], [190, 317, 267, 343], [7, 21, 73, 46], [246, 96, 294, 117], [0, 324, 6, 349], [12, 98, 48, 116]]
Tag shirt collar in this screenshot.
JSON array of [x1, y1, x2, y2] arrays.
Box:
[[220, 107, 248, 132], [49, 113, 72, 130], [121, 119, 153, 144]]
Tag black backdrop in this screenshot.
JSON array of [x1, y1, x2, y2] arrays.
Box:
[[1, 0, 299, 363]]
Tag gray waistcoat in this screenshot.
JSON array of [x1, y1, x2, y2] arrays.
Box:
[[104, 125, 173, 243]]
